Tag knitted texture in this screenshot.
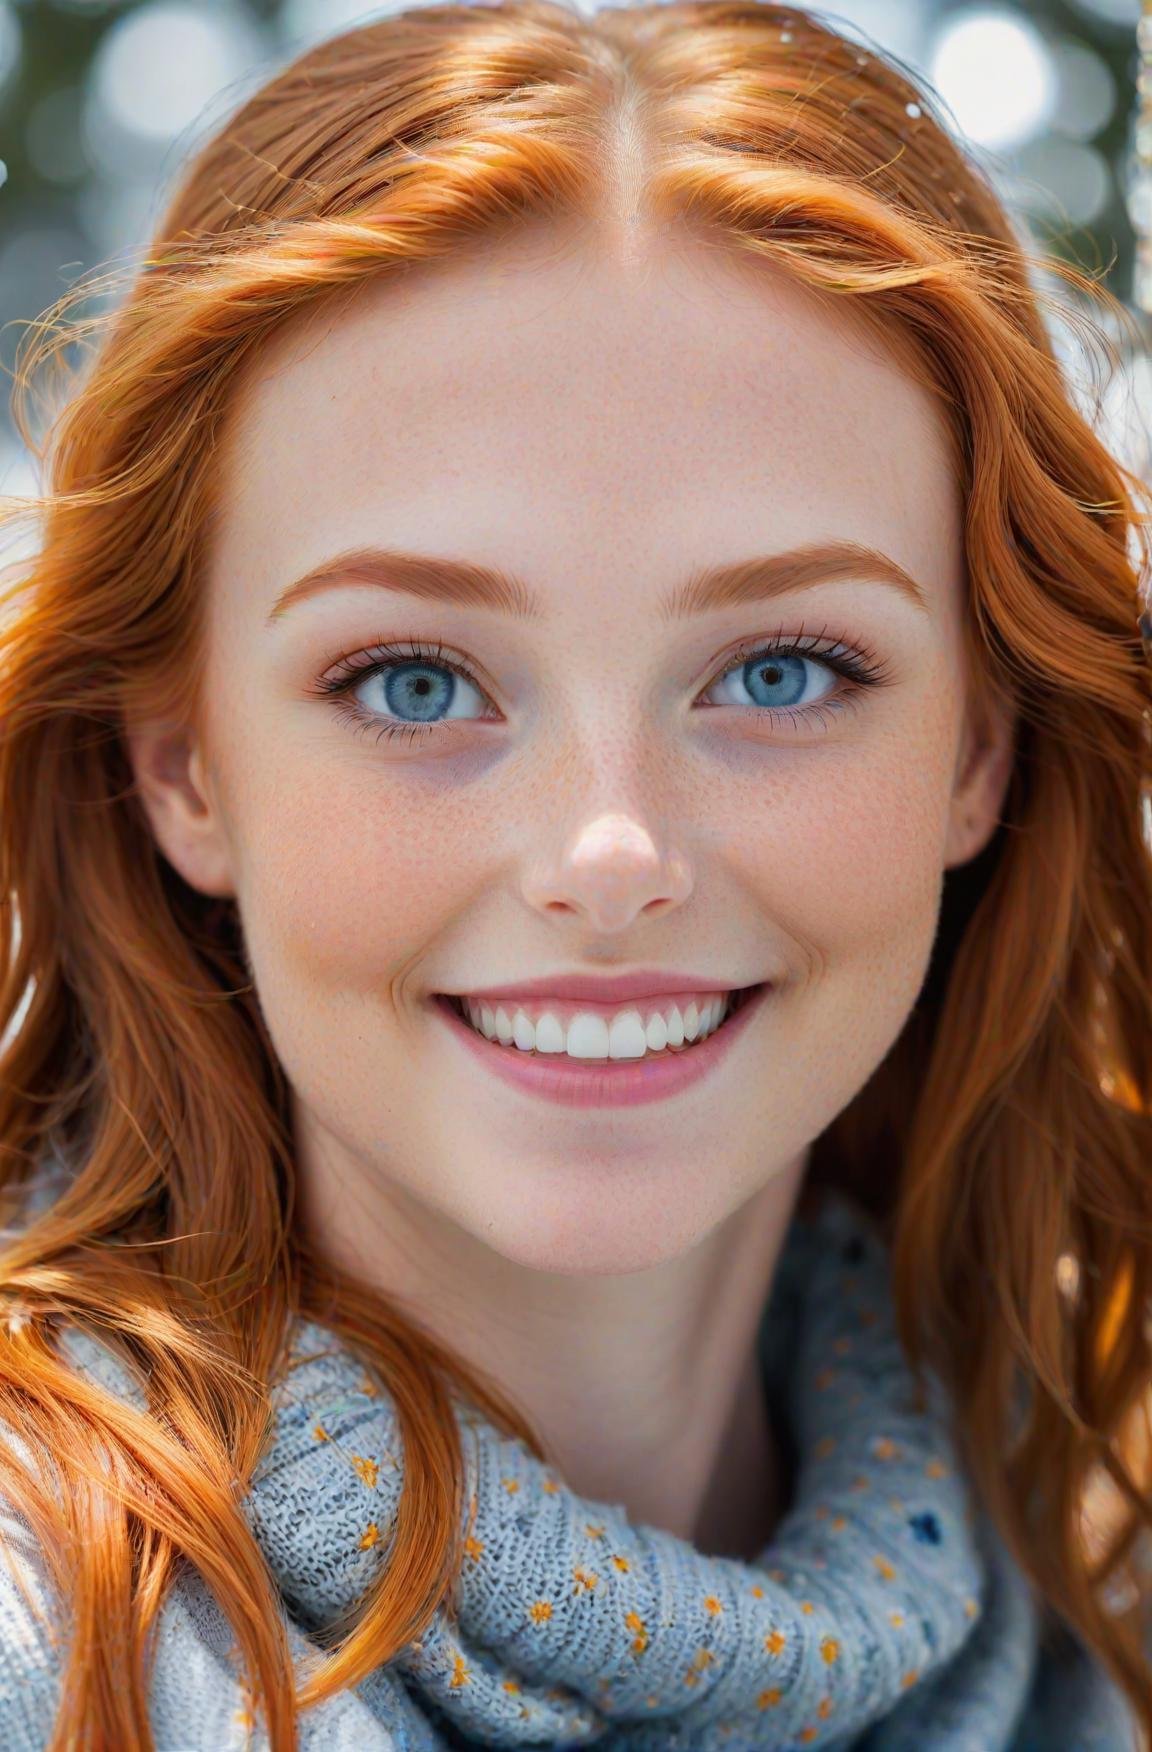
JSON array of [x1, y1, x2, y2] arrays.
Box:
[[0, 1185, 1139, 1750]]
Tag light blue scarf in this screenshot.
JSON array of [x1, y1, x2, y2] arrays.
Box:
[[0, 1179, 1138, 1749]]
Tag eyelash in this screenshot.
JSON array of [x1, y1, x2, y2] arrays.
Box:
[[308, 626, 894, 748]]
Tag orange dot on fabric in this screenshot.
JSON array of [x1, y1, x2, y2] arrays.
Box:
[[612, 1554, 631, 1572], [965, 1597, 979, 1618], [902, 1670, 920, 1688], [926, 1458, 949, 1478], [831, 1515, 848, 1532], [821, 1637, 841, 1663], [758, 1688, 782, 1709], [873, 1437, 900, 1461], [529, 1600, 553, 1624], [750, 1584, 765, 1598], [801, 1601, 815, 1615], [874, 1556, 897, 1580], [542, 1479, 560, 1494], [704, 1595, 723, 1614], [585, 1523, 605, 1538], [573, 1567, 599, 1593], [890, 1611, 905, 1627], [358, 1523, 380, 1549], [502, 1477, 521, 1494], [852, 1475, 871, 1492], [312, 1422, 330, 1442], [800, 1728, 818, 1743], [818, 1696, 834, 1718], [464, 1535, 485, 1561], [448, 1654, 471, 1689], [765, 1629, 787, 1656], [351, 1453, 378, 1488], [502, 1679, 521, 1694]]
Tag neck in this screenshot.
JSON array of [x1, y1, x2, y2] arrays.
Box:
[[293, 1122, 809, 1556]]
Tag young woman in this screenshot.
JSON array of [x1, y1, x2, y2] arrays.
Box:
[[0, 2, 1149, 1747]]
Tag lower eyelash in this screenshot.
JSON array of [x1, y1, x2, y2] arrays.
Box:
[[313, 624, 894, 744]]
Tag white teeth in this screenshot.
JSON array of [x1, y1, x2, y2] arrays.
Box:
[[533, 1011, 566, 1053], [607, 1010, 648, 1059], [459, 992, 739, 1060]]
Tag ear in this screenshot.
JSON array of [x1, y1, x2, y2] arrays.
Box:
[[124, 720, 236, 900], [943, 687, 1018, 869]]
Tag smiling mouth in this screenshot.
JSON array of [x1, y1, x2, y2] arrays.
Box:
[[440, 982, 767, 1063]]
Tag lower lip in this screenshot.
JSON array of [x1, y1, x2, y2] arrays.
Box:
[[431, 984, 771, 1108]]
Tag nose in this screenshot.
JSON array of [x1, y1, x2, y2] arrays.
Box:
[[520, 810, 694, 934]]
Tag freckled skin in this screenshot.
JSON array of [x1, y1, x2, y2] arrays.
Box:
[[127, 222, 1015, 1553]]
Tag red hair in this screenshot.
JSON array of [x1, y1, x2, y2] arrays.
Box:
[[0, 3, 1149, 1745]]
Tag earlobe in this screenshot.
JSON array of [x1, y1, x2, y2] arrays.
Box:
[[124, 721, 237, 900]]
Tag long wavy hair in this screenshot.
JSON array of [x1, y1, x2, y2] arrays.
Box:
[[0, 2, 1149, 1745]]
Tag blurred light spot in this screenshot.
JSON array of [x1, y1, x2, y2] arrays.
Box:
[[1055, 1253, 1081, 1301], [0, 160, 7, 193], [1051, 38, 1116, 142], [1012, 138, 1112, 226], [89, 2, 264, 144], [929, 10, 1057, 151], [26, 87, 89, 186], [0, 2, 21, 98], [279, 0, 399, 46]]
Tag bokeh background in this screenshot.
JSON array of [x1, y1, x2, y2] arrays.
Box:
[[0, 0, 1149, 506]]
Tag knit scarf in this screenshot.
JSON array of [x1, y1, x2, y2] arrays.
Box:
[[50, 1184, 1136, 1750]]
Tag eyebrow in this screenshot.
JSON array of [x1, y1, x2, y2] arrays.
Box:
[[264, 537, 930, 625]]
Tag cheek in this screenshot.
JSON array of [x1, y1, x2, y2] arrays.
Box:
[[720, 728, 953, 979], [226, 747, 489, 986]]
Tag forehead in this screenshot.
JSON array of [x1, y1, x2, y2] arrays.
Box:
[[210, 225, 960, 597]]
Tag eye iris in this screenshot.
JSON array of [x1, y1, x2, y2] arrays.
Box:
[[744, 653, 806, 708], [383, 662, 455, 722]]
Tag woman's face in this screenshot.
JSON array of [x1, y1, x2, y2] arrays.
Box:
[[132, 223, 1013, 1275]]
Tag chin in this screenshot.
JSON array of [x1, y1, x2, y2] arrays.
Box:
[[462, 1177, 712, 1277]]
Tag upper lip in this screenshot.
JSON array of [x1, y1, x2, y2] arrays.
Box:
[[439, 970, 764, 1003]]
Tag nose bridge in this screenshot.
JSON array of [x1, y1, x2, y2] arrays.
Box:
[[518, 724, 695, 934]]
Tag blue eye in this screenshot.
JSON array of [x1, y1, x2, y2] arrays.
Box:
[[311, 628, 891, 747], [706, 649, 835, 711], [356, 657, 487, 724]]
